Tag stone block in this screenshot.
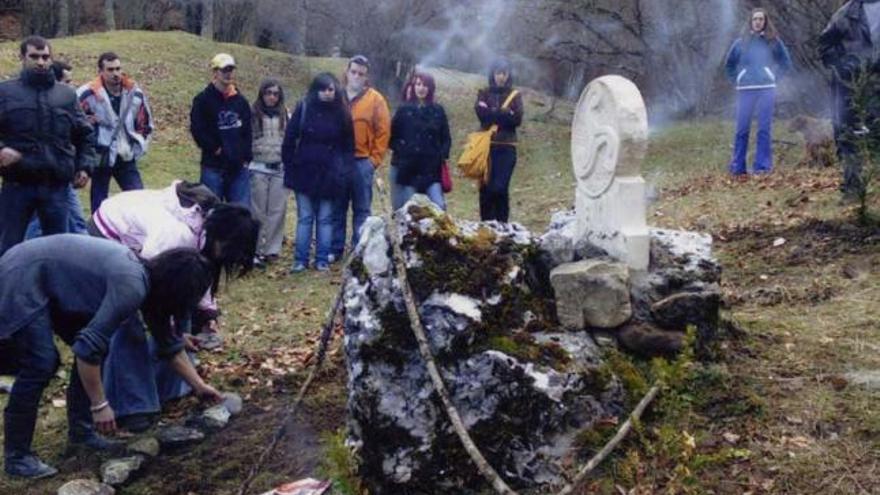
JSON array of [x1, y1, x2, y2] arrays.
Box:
[[550, 260, 632, 329]]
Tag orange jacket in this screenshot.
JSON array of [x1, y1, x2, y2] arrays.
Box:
[[349, 87, 391, 167]]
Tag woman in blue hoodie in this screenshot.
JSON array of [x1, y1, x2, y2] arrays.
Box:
[[724, 8, 793, 176]]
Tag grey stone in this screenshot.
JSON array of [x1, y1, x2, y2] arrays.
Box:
[[156, 425, 204, 449], [100, 456, 144, 486], [222, 392, 243, 415], [200, 404, 231, 430], [127, 437, 159, 457], [550, 259, 632, 329], [57, 479, 115, 495]]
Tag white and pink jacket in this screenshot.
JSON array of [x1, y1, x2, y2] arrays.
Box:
[[92, 180, 216, 313]]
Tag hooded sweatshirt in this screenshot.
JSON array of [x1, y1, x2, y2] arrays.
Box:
[[190, 83, 253, 170]]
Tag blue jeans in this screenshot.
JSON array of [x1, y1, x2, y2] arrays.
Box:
[[102, 317, 191, 419], [90, 157, 144, 213], [200, 166, 251, 206], [389, 165, 446, 211], [0, 181, 69, 256], [294, 192, 334, 266], [3, 311, 92, 459], [331, 158, 373, 257], [730, 88, 776, 175], [25, 185, 88, 239]]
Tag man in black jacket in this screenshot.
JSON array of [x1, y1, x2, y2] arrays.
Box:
[[0, 36, 96, 255], [818, 0, 880, 200], [189, 53, 253, 206]]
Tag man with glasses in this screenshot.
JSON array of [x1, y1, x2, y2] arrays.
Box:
[[78, 52, 154, 213], [0, 36, 96, 256], [190, 53, 253, 205], [330, 55, 390, 261]]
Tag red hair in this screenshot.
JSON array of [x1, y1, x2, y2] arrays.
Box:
[[403, 72, 436, 104]]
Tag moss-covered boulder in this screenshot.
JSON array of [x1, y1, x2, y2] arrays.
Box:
[[343, 196, 624, 494]]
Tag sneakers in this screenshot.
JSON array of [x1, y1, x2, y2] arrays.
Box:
[[315, 262, 330, 272], [4, 454, 58, 479], [68, 431, 126, 455], [253, 256, 266, 269], [290, 263, 307, 274], [115, 413, 157, 433]]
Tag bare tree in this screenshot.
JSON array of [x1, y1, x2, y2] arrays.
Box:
[[56, 0, 69, 37], [201, 0, 213, 39], [104, 0, 115, 30]]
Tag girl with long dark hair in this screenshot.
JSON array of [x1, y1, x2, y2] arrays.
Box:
[[390, 72, 451, 210], [249, 79, 289, 266], [724, 8, 793, 176], [282, 72, 354, 272]]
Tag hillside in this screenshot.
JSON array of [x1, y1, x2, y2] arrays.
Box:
[[0, 30, 878, 495]]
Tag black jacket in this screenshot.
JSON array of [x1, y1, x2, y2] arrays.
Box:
[[390, 102, 451, 190], [819, 0, 877, 82], [0, 71, 96, 184], [475, 85, 524, 145], [282, 99, 354, 199], [190, 83, 253, 170]]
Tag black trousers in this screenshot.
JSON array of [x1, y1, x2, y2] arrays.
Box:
[[479, 146, 517, 222]]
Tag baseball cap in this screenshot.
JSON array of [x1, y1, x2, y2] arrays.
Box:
[[210, 53, 236, 70]]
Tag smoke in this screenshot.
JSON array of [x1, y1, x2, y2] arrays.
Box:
[[398, 0, 513, 75]]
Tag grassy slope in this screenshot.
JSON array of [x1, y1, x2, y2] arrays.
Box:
[[0, 31, 877, 494]]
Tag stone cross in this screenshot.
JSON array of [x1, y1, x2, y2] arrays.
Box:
[[571, 75, 649, 270]]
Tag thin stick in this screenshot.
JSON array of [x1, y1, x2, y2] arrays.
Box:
[[236, 271, 348, 495], [378, 179, 519, 495], [555, 383, 661, 495]]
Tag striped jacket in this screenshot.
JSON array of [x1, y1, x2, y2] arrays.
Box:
[[77, 75, 153, 165]]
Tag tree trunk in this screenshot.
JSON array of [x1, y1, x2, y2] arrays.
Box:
[[201, 0, 214, 39], [103, 0, 115, 30], [292, 0, 307, 54], [56, 0, 69, 37]]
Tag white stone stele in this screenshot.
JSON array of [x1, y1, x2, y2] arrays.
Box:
[[571, 75, 649, 270]]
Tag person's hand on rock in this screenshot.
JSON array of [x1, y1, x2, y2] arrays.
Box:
[[196, 383, 223, 404]]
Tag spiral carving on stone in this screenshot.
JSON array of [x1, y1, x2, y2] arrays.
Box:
[[571, 76, 647, 199]]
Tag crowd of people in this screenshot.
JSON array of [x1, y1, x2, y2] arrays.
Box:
[[0, 33, 524, 479]]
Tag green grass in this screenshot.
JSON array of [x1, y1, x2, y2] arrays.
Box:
[[1, 30, 878, 494]]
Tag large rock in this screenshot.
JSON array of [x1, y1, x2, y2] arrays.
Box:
[[550, 259, 632, 330], [344, 197, 624, 494], [57, 479, 115, 495]]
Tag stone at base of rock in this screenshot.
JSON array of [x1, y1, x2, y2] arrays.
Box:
[[197, 404, 231, 430], [550, 259, 632, 329], [127, 437, 160, 457], [100, 455, 144, 486], [58, 479, 116, 495], [156, 425, 205, 449], [617, 322, 684, 358]]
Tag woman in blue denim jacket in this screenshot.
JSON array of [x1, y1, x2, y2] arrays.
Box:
[[724, 8, 793, 176]]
